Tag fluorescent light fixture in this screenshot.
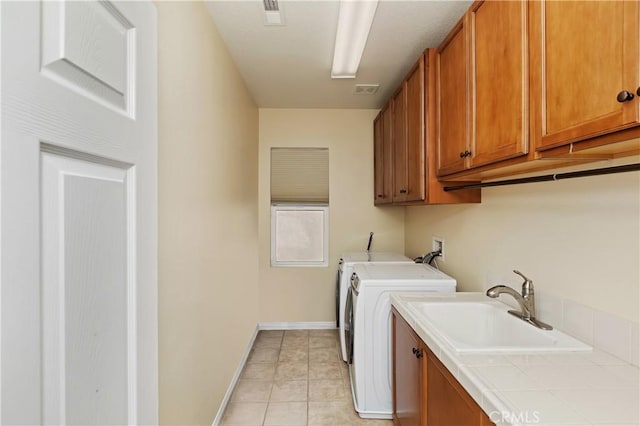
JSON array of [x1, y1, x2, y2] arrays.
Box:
[[331, 0, 379, 79]]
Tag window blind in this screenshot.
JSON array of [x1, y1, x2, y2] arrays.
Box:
[[270, 147, 329, 203]]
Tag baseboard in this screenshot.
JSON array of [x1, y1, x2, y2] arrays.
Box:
[[211, 325, 259, 426], [258, 321, 337, 330]]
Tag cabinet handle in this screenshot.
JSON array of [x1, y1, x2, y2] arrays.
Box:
[[459, 150, 472, 158], [415, 349, 423, 359], [637, 87, 640, 97], [377, 194, 384, 198], [399, 189, 407, 194], [412, 347, 417, 354], [617, 90, 635, 103]]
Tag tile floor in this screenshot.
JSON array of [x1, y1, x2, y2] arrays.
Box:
[[221, 329, 394, 426]]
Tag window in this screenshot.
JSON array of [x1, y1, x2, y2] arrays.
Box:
[[270, 148, 329, 267], [271, 205, 328, 267]]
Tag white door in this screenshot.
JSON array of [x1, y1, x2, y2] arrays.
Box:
[[1, 1, 157, 424]]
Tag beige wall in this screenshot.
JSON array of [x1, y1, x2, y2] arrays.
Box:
[[157, 2, 259, 424], [405, 158, 640, 323], [258, 109, 405, 322]]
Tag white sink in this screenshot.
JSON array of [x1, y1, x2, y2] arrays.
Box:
[[407, 300, 591, 353]]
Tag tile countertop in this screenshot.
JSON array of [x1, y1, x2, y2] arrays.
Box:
[[390, 292, 640, 426]]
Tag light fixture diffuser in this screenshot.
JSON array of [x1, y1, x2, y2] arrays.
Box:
[[331, 0, 379, 79]]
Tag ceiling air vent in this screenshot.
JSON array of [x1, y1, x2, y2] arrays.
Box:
[[353, 84, 380, 95], [263, 0, 279, 11], [263, 0, 284, 26]]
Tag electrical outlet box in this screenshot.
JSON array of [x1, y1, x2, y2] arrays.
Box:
[[432, 237, 444, 261]]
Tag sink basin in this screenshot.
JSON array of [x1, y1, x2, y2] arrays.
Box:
[[407, 300, 591, 353]]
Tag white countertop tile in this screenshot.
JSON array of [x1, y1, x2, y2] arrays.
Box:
[[579, 348, 630, 366], [551, 389, 640, 425], [504, 354, 551, 367], [459, 353, 512, 367], [470, 365, 545, 391], [495, 390, 590, 425], [602, 364, 640, 388], [391, 292, 640, 426]]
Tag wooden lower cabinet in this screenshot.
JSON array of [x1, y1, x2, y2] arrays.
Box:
[[392, 309, 493, 426], [392, 309, 424, 425], [426, 349, 493, 426]]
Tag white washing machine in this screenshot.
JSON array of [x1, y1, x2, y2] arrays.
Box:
[[336, 252, 413, 362], [345, 263, 456, 419]]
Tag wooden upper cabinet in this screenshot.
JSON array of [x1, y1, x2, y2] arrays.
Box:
[[437, 0, 528, 177], [532, 0, 640, 150], [437, 19, 469, 176], [373, 50, 480, 206], [470, 0, 528, 167], [392, 85, 409, 202], [373, 106, 393, 205], [391, 56, 427, 204], [404, 57, 427, 202]]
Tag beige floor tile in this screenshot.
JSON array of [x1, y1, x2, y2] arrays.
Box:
[[255, 335, 284, 349], [309, 362, 341, 380], [285, 329, 309, 337], [308, 401, 335, 425], [309, 336, 336, 349], [310, 329, 339, 338], [264, 402, 308, 426], [333, 401, 362, 425], [309, 347, 340, 364], [270, 380, 308, 402], [309, 379, 345, 401], [282, 336, 309, 349], [361, 420, 394, 425], [221, 402, 268, 426], [279, 347, 309, 363], [275, 361, 308, 381], [242, 363, 276, 381], [342, 377, 352, 392], [221, 330, 382, 426], [338, 360, 349, 379], [260, 330, 285, 338], [231, 380, 273, 402], [248, 347, 280, 364]]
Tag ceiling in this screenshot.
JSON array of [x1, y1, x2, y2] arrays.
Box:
[[204, 1, 472, 109]]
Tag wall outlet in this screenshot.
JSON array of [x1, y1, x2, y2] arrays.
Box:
[[432, 237, 444, 262]]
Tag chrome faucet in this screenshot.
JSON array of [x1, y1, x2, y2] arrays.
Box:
[[486, 270, 553, 330]]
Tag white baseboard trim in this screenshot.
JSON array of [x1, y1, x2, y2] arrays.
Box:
[[211, 325, 259, 426], [258, 321, 337, 330]]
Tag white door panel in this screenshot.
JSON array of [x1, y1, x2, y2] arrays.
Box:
[[1, 1, 157, 424], [41, 0, 135, 114], [41, 150, 135, 425]]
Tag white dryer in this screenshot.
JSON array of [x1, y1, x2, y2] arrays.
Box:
[[336, 252, 413, 362], [345, 263, 456, 419]]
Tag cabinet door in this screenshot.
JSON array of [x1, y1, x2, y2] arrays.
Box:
[[393, 86, 408, 202], [426, 348, 489, 426], [470, 0, 528, 167], [373, 108, 393, 205], [405, 57, 426, 202], [393, 312, 424, 426], [533, 0, 640, 150], [437, 19, 469, 176], [382, 105, 394, 202]]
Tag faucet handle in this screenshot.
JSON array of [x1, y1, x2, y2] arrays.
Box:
[[513, 270, 533, 292]]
